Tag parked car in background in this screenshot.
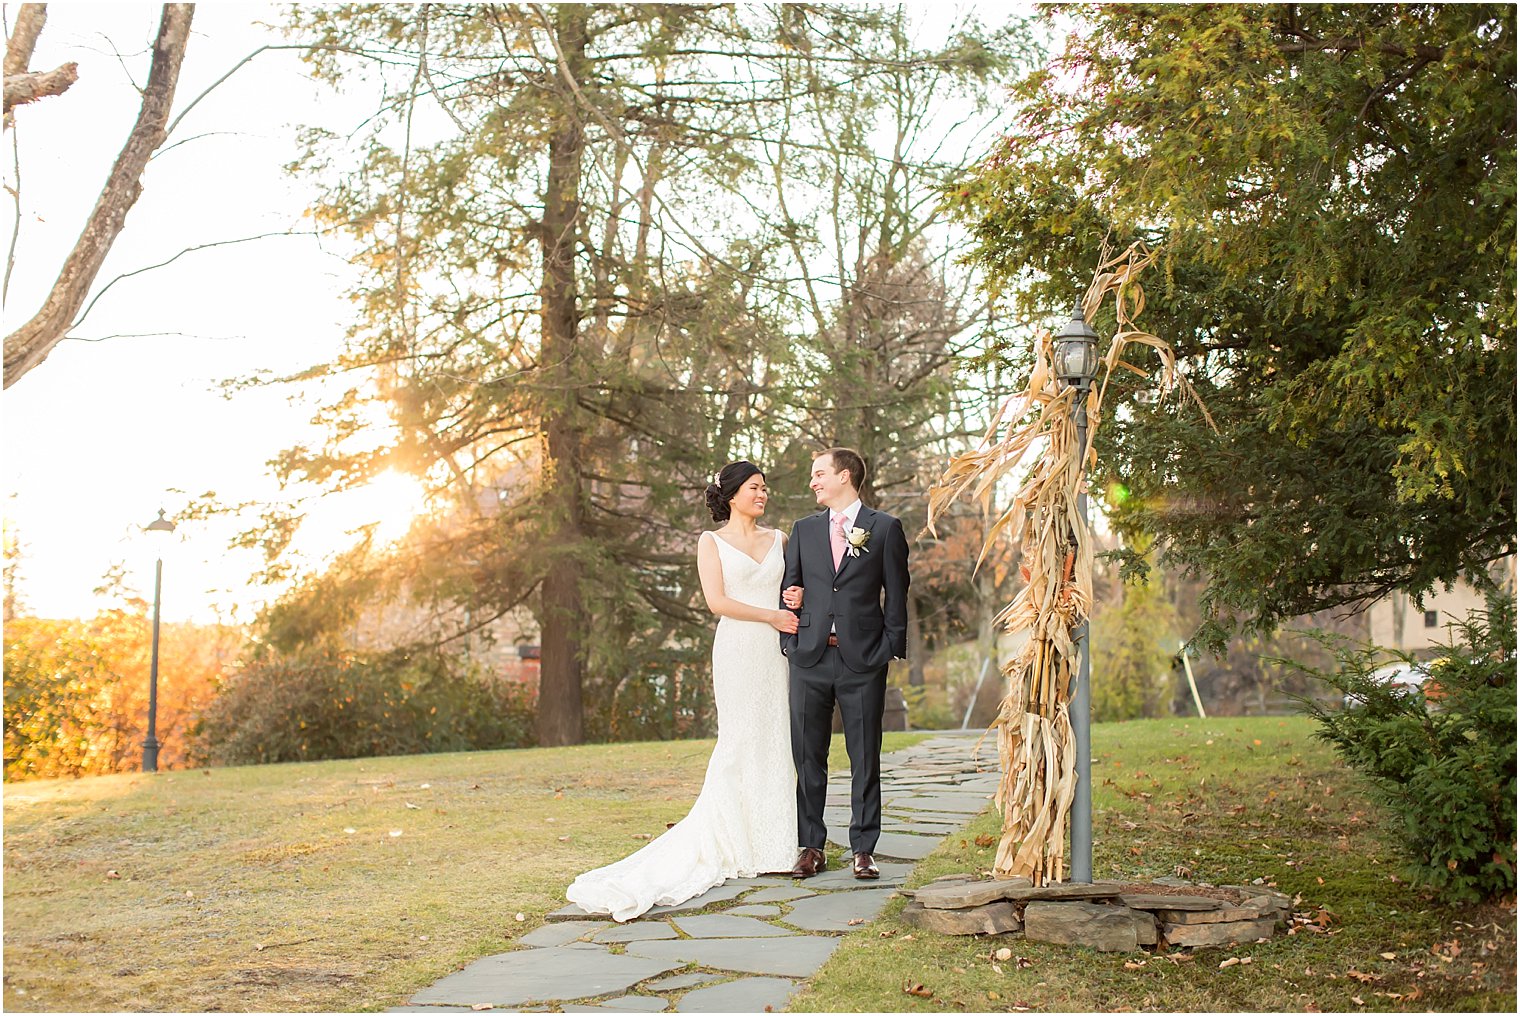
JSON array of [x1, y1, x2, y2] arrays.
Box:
[[1342, 660, 1439, 708]]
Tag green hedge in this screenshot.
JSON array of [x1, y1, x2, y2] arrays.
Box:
[[1301, 596, 1516, 903], [193, 649, 535, 766]]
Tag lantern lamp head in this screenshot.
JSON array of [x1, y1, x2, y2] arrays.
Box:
[[1053, 304, 1100, 388], [145, 509, 176, 536]]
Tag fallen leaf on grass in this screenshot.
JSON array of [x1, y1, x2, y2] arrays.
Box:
[[1347, 970, 1379, 984], [471, 1005, 493, 1011], [975, 833, 996, 847], [514, 913, 526, 922], [995, 947, 1013, 962], [405, 803, 421, 810], [903, 982, 933, 998], [631, 833, 652, 840], [1124, 960, 1146, 970], [1219, 957, 1240, 969], [878, 929, 896, 938], [106, 870, 121, 879], [389, 830, 403, 838], [1379, 952, 1396, 961], [419, 783, 431, 789], [987, 991, 1000, 1001], [1351, 996, 1364, 1007], [847, 918, 864, 926]]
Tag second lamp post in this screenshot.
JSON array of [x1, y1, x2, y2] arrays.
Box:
[[142, 508, 175, 773]]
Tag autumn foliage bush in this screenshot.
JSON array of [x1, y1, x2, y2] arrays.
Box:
[[1302, 596, 1517, 903], [3, 611, 239, 780], [192, 649, 535, 765]]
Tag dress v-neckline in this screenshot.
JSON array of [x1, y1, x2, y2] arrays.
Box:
[[711, 529, 780, 567]]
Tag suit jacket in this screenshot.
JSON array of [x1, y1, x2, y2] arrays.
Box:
[[780, 505, 910, 672]]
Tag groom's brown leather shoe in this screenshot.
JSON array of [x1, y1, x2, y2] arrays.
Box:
[[852, 852, 880, 880], [790, 847, 826, 878]]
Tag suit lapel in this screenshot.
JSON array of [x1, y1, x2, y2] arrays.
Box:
[[810, 510, 833, 579], [834, 506, 877, 580]]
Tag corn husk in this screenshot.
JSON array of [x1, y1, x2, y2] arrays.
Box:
[[928, 241, 1210, 884]]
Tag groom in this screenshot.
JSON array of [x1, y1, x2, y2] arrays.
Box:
[[779, 448, 910, 880]]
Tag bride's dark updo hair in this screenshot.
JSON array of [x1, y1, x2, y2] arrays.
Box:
[[704, 460, 764, 523]]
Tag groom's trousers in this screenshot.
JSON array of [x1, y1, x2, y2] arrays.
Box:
[[789, 646, 887, 855]]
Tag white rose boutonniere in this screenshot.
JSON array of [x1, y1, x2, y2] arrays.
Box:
[[844, 526, 871, 557]]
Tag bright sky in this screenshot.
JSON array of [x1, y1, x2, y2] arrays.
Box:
[[2, 2, 1036, 626], [0, 3, 412, 624]]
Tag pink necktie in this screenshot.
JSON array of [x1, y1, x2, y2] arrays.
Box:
[[831, 513, 847, 569]]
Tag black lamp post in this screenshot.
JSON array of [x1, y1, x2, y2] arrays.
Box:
[[142, 508, 175, 773], [1053, 305, 1099, 883]]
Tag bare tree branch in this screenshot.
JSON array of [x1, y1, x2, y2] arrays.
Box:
[[3, 60, 77, 115], [4, 4, 78, 132], [3, 3, 193, 388]]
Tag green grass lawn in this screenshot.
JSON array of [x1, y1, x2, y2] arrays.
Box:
[[1, 731, 924, 1012], [793, 716, 1516, 1013], [3, 719, 1514, 1013]]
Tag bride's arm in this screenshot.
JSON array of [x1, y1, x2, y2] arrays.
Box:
[[697, 534, 799, 632]]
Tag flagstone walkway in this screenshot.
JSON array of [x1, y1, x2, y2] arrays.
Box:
[[387, 732, 995, 1014]]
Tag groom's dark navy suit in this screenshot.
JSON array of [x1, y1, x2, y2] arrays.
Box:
[[781, 504, 910, 855]]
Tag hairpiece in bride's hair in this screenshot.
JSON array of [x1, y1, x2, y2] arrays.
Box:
[[704, 460, 764, 523]]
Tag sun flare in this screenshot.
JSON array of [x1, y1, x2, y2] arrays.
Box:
[[293, 469, 430, 565]]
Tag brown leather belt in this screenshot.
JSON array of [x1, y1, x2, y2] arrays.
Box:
[[827, 634, 839, 646]]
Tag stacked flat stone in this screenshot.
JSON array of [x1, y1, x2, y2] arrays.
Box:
[[901, 875, 1292, 953]]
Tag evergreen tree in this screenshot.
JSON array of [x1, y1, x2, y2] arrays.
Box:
[[955, 4, 1516, 647]]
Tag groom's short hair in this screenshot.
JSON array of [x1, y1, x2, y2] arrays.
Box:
[[822, 447, 867, 492]]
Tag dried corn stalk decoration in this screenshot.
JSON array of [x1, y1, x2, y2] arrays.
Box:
[[927, 241, 1211, 884]]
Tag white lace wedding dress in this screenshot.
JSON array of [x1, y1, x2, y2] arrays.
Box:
[[566, 529, 798, 922]]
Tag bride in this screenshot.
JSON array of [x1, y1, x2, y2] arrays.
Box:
[[565, 461, 801, 922]]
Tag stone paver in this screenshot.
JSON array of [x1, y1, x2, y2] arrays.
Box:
[[411, 948, 681, 1007], [742, 886, 814, 904], [409, 733, 986, 1013], [518, 920, 612, 948], [803, 861, 914, 889], [674, 977, 801, 1013], [887, 793, 990, 814], [593, 923, 679, 943], [781, 887, 897, 932], [626, 935, 841, 977], [643, 972, 724, 991], [564, 996, 670, 1012], [670, 914, 792, 938], [872, 830, 941, 860], [645, 883, 750, 915]]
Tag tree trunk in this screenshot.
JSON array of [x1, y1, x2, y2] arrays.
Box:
[[3, 3, 193, 387], [534, 5, 589, 747]]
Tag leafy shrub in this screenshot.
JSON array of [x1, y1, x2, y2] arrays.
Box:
[[1300, 596, 1516, 902], [193, 649, 535, 766], [4, 612, 238, 781]]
